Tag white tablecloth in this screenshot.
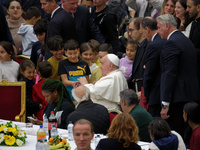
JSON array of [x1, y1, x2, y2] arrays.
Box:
[[0, 119, 149, 150]]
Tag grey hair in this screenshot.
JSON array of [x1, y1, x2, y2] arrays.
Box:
[[120, 89, 139, 106], [156, 14, 177, 27]]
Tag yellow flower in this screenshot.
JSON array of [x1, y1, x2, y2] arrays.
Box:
[[14, 130, 19, 136], [7, 127, 14, 133], [24, 131, 26, 136], [5, 135, 16, 146], [16, 139, 23, 146], [4, 135, 8, 140], [0, 126, 6, 132]]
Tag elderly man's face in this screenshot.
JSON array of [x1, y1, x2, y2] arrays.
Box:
[[73, 123, 94, 150], [100, 55, 111, 76], [157, 20, 168, 39], [62, 0, 78, 14]]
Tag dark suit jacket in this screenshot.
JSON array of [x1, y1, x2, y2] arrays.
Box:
[[66, 100, 110, 135], [91, 6, 119, 55], [143, 34, 166, 105], [0, 5, 14, 44], [128, 38, 148, 91], [74, 5, 104, 44], [45, 7, 77, 59], [160, 30, 200, 104], [96, 138, 142, 150]]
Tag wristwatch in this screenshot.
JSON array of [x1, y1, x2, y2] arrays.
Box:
[[161, 104, 169, 109]]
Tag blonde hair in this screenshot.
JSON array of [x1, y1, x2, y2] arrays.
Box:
[[107, 113, 139, 148], [161, 0, 177, 16]]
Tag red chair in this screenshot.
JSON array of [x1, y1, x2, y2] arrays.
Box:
[[0, 79, 26, 122], [109, 109, 122, 124], [16, 55, 30, 64]]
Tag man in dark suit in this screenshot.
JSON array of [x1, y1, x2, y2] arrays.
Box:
[[67, 85, 110, 135], [62, 0, 105, 44], [141, 17, 166, 117], [187, 0, 200, 93], [127, 17, 148, 100], [40, 0, 77, 59], [157, 14, 200, 136]]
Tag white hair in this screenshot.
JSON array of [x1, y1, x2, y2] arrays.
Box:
[[72, 86, 90, 103], [156, 14, 177, 27]]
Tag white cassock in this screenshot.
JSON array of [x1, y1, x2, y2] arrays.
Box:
[[84, 69, 128, 110]]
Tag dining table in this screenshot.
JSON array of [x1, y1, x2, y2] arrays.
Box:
[[0, 119, 150, 150]]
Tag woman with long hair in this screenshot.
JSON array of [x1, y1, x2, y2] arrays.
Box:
[[161, 0, 177, 16], [96, 113, 141, 150], [175, 0, 192, 37], [6, 0, 25, 54], [29, 79, 75, 129]]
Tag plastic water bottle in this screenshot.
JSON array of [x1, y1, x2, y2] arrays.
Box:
[[43, 114, 48, 136], [36, 140, 41, 150], [36, 140, 45, 150], [44, 139, 50, 150], [67, 121, 74, 141], [48, 111, 57, 138], [51, 124, 58, 138], [95, 134, 101, 147], [37, 125, 46, 142]]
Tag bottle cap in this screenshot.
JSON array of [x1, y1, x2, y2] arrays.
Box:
[[52, 124, 55, 127], [69, 121, 72, 124], [51, 111, 54, 114], [40, 125, 43, 128]]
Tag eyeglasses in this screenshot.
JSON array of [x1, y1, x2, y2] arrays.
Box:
[[9, 6, 21, 10]]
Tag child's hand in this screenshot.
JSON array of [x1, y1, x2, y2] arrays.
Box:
[[72, 81, 80, 88], [29, 114, 43, 125], [78, 77, 88, 85]]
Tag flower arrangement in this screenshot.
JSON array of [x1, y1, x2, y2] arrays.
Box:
[[0, 121, 27, 146]]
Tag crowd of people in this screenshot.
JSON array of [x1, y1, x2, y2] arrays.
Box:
[[1, 0, 200, 150]]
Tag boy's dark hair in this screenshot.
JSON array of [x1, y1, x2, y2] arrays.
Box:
[[0, 41, 15, 60], [26, 6, 42, 20], [64, 39, 79, 51], [19, 59, 35, 72], [98, 43, 113, 53], [88, 39, 100, 53], [38, 61, 52, 78], [34, 19, 49, 35], [47, 35, 64, 51]]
